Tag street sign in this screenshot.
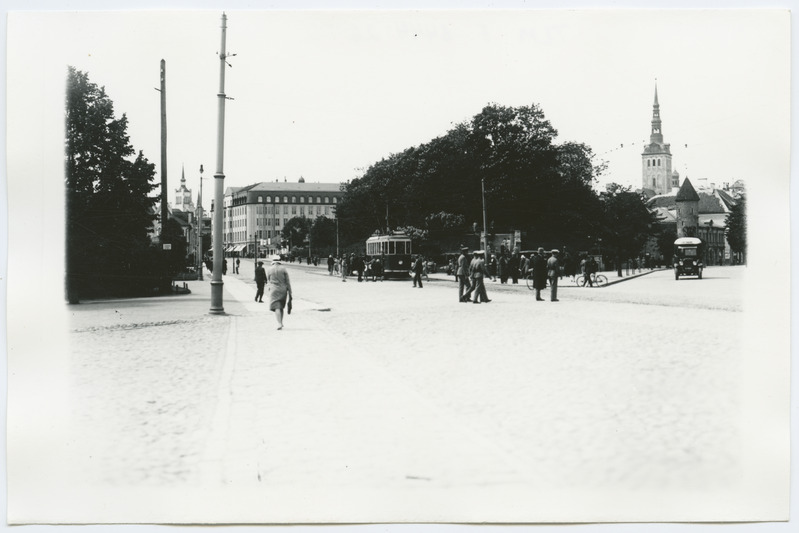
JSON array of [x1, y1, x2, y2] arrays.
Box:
[[162, 243, 172, 250]]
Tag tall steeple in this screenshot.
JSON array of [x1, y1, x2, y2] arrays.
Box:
[[174, 162, 194, 212], [641, 81, 673, 195], [650, 83, 663, 144]]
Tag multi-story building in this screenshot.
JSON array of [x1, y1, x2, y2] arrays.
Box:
[[217, 177, 343, 257]]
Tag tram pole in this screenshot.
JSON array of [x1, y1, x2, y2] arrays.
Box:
[[210, 12, 231, 314], [481, 177, 488, 254]]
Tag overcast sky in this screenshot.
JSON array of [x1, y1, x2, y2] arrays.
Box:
[[5, 3, 791, 214]]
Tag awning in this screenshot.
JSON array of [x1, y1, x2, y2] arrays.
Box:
[[234, 244, 247, 252]]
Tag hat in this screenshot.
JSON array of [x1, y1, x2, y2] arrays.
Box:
[[551, 249, 559, 254], [476, 250, 486, 255], [461, 245, 468, 251], [257, 261, 264, 265], [270, 254, 282, 262], [537, 247, 545, 253]]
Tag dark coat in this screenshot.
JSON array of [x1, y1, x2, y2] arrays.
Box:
[[254, 265, 267, 285], [531, 254, 548, 289]]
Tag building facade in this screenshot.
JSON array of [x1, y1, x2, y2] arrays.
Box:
[[641, 85, 676, 195], [218, 177, 343, 257]]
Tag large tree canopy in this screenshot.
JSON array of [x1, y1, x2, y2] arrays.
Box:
[[66, 67, 158, 301], [335, 103, 603, 250], [599, 183, 660, 276]]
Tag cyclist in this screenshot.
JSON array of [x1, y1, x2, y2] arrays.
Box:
[[584, 254, 598, 287]]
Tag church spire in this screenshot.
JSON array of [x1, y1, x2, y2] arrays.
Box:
[[650, 82, 663, 144], [180, 164, 186, 185]]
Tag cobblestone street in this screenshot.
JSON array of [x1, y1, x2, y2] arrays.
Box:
[[32, 263, 769, 523]]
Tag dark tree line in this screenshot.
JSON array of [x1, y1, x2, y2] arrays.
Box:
[[725, 194, 746, 263], [335, 103, 658, 260], [66, 67, 171, 301]]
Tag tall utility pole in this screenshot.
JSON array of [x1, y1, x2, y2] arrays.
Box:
[[159, 59, 168, 241], [481, 178, 488, 253], [196, 164, 204, 281], [210, 12, 231, 314]]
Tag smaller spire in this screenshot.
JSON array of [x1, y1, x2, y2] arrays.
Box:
[[654, 81, 659, 106], [181, 164, 186, 184]]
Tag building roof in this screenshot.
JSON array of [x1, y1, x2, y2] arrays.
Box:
[[250, 181, 342, 193], [698, 213, 728, 229], [170, 210, 193, 228], [651, 206, 676, 224], [675, 177, 700, 202]]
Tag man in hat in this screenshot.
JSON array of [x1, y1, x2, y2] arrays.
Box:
[[456, 246, 472, 302], [470, 250, 491, 303], [547, 249, 561, 302], [254, 260, 267, 302], [266, 254, 292, 329], [531, 247, 548, 301]]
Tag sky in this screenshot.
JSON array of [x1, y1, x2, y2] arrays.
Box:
[[5, 3, 791, 215]]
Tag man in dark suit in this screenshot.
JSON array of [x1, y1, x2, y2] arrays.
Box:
[[531, 247, 548, 301]]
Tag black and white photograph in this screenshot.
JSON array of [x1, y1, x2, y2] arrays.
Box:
[[3, 1, 794, 531]]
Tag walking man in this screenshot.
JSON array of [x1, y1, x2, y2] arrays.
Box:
[[412, 255, 424, 288], [470, 250, 490, 303], [254, 260, 266, 302], [547, 249, 561, 302], [456, 246, 472, 302], [266, 254, 292, 330]]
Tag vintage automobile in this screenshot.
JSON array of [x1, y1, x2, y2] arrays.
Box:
[[673, 237, 704, 280]]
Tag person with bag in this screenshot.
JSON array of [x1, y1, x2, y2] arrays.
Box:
[[547, 249, 561, 302], [266, 254, 292, 330]]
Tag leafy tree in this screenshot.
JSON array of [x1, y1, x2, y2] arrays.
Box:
[[309, 216, 337, 256], [725, 195, 746, 263], [334, 103, 603, 252], [282, 216, 313, 249], [600, 183, 660, 277], [656, 226, 678, 263], [161, 217, 189, 275], [66, 67, 158, 301]]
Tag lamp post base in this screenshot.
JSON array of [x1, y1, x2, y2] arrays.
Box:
[[209, 280, 225, 315]]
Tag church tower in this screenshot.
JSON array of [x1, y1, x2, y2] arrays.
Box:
[[641, 84, 673, 195], [174, 165, 195, 212]]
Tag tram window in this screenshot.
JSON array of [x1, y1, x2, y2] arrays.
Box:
[[389, 242, 395, 254]]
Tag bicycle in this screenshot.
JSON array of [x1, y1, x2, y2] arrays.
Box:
[[525, 271, 536, 290], [576, 272, 608, 287]]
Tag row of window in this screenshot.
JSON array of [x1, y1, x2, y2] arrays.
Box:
[[647, 159, 665, 167], [255, 195, 338, 204], [225, 205, 333, 219]]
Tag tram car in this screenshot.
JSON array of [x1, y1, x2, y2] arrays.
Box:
[[365, 233, 412, 278]]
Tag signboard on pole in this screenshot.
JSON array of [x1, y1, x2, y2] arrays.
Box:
[[162, 243, 172, 250]]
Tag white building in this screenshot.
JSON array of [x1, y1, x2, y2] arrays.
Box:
[[217, 177, 343, 257]]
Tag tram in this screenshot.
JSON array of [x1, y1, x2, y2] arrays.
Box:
[[365, 233, 412, 278]]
